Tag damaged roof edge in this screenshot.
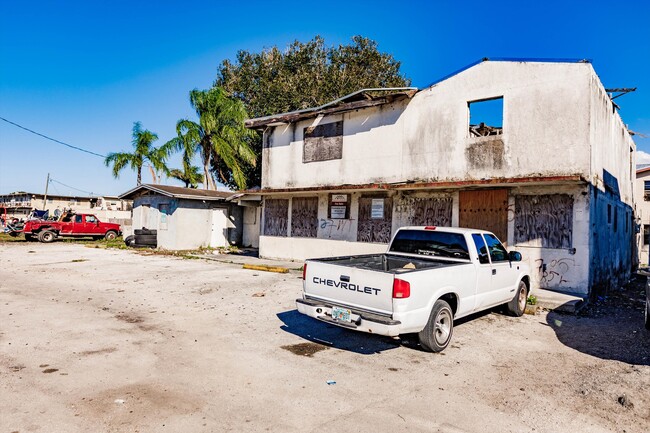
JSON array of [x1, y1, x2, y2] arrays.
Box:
[[245, 87, 418, 129], [423, 57, 592, 89], [242, 175, 587, 195]]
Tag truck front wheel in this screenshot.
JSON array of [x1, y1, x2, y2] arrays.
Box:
[[104, 231, 117, 240], [38, 230, 56, 243], [506, 280, 528, 317], [418, 299, 454, 352]]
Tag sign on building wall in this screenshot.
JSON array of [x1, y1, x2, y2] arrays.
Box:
[[371, 199, 384, 219], [329, 194, 349, 219]]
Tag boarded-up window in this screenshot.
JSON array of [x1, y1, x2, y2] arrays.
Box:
[[303, 121, 343, 163], [291, 197, 318, 238], [398, 196, 452, 226], [514, 194, 573, 249], [357, 195, 393, 243], [263, 199, 288, 237]]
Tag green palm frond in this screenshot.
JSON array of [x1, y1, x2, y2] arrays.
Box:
[[104, 121, 168, 186]]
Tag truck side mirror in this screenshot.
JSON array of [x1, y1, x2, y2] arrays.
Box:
[[508, 251, 522, 262]]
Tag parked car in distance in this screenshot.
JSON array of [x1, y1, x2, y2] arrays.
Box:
[[22, 212, 121, 243], [297, 226, 531, 352]]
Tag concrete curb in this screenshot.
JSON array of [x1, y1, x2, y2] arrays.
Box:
[[242, 264, 290, 274]]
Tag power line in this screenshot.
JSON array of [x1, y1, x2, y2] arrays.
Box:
[[0, 116, 107, 158], [50, 178, 102, 197]]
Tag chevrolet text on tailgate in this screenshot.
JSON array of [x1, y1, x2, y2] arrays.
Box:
[[296, 226, 531, 352]]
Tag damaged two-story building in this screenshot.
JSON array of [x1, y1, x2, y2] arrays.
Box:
[[245, 58, 636, 297]]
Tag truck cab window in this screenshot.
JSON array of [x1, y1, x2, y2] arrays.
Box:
[[85, 215, 96, 223], [389, 230, 470, 260], [484, 233, 508, 262], [471, 234, 490, 264], [74, 215, 83, 223]]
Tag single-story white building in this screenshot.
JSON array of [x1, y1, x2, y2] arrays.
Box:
[[119, 184, 245, 250]]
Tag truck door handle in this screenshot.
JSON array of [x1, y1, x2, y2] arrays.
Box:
[[492, 269, 496, 275], [340, 275, 350, 282]]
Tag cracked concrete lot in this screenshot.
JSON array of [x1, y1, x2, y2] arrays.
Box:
[[1, 242, 649, 433]]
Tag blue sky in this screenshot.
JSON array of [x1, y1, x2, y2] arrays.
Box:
[[1, 0, 649, 197]]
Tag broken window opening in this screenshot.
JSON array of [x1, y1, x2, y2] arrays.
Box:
[[644, 225, 650, 246], [468, 97, 503, 137], [644, 181, 650, 201]]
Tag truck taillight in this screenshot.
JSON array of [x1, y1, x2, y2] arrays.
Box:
[[392, 278, 410, 299], [302, 263, 307, 281]]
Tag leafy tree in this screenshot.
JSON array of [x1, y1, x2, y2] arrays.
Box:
[[166, 87, 256, 190], [214, 35, 410, 188], [104, 122, 169, 186], [169, 163, 204, 188]]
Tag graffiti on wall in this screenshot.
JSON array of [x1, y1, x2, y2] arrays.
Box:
[[396, 195, 453, 227], [514, 194, 573, 249], [263, 199, 288, 237], [535, 258, 575, 286], [320, 218, 354, 237], [291, 197, 318, 238]]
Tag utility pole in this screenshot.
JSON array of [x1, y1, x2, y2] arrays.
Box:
[[42, 173, 50, 209]]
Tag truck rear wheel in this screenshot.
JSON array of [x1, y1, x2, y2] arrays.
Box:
[[38, 230, 56, 243], [418, 299, 454, 352], [104, 230, 117, 240], [645, 294, 650, 329], [506, 280, 528, 317]]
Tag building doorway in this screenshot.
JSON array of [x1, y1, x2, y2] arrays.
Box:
[[459, 189, 508, 244]]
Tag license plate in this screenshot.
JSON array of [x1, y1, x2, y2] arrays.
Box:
[[331, 306, 351, 322]]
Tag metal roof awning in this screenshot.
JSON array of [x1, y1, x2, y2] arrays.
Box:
[[245, 87, 418, 130], [244, 175, 587, 195], [119, 184, 234, 201]]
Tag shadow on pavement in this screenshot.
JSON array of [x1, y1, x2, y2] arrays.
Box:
[[546, 302, 650, 366], [277, 310, 401, 355], [277, 307, 497, 355]]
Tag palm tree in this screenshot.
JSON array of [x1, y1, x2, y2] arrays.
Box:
[[169, 163, 204, 188], [166, 87, 256, 190], [105, 122, 169, 185]]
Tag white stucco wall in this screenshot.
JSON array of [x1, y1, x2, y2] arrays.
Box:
[[263, 61, 594, 190], [259, 236, 387, 262], [588, 72, 636, 205], [242, 206, 261, 248], [635, 171, 650, 265], [131, 195, 240, 250], [506, 185, 591, 295]]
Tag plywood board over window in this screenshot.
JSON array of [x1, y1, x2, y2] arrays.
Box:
[[514, 194, 573, 249], [358, 195, 393, 243], [263, 199, 288, 237], [303, 121, 343, 163], [291, 197, 318, 238], [398, 196, 453, 227]]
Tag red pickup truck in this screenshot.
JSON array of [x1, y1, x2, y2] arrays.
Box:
[[23, 213, 121, 243]]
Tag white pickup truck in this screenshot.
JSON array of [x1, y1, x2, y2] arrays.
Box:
[[296, 226, 531, 352]]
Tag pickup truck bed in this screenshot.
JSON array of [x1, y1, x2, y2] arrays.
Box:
[[313, 253, 466, 273]]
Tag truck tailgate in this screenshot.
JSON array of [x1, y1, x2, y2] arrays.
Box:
[[303, 260, 395, 315]]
